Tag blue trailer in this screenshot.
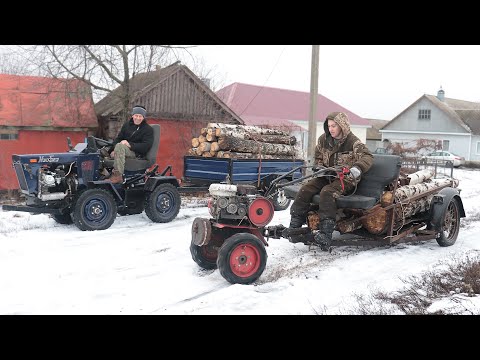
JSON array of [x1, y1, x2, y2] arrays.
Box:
[[180, 156, 304, 210]]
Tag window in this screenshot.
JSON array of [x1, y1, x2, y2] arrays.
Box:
[[418, 109, 431, 120], [477, 142, 480, 154], [0, 133, 18, 140], [442, 140, 449, 151]]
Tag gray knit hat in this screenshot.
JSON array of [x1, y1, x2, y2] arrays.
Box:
[[132, 105, 147, 118]]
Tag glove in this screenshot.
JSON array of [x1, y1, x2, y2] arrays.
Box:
[[349, 166, 361, 179]]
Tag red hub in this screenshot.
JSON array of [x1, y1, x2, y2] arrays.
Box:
[[229, 243, 261, 278]]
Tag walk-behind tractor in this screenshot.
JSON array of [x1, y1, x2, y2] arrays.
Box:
[[190, 154, 465, 285], [4, 127, 182, 231]]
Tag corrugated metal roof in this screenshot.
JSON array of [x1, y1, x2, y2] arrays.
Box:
[[0, 74, 97, 128], [94, 63, 243, 124], [216, 82, 370, 127]]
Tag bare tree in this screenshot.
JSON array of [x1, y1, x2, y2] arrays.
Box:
[[15, 45, 197, 122], [0, 46, 37, 75]]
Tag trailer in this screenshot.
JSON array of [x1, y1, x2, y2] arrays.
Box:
[[180, 155, 304, 211]]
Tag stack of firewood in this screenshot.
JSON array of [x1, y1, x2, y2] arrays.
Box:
[[188, 123, 302, 159]]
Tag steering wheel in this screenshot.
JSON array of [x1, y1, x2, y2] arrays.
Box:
[[91, 136, 113, 147]]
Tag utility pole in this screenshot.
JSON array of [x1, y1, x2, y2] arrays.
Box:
[[307, 45, 320, 172]]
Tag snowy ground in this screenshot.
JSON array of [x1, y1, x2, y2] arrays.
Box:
[[1, 168, 479, 315]]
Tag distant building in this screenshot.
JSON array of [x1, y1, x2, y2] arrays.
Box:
[[380, 88, 480, 161], [95, 63, 243, 179], [365, 118, 390, 152], [216, 82, 370, 155], [0, 74, 97, 190]]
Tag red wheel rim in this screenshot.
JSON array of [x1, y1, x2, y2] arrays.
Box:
[[229, 243, 261, 278], [248, 197, 274, 227]]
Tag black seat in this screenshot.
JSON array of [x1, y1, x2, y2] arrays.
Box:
[[103, 124, 161, 172], [284, 154, 402, 210]]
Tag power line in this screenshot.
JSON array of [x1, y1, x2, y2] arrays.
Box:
[[238, 46, 286, 116]]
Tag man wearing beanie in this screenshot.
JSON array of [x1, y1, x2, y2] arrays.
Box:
[[104, 105, 154, 184], [289, 112, 373, 252]]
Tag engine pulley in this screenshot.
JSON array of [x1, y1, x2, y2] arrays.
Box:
[[248, 197, 274, 227]]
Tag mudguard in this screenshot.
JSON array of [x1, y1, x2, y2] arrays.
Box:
[[430, 187, 465, 230], [144, 176, 180, 192]]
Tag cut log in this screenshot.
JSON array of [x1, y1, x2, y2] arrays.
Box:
[[209, 149, 217, 156], [198, 142, 211, 153], [218, 135, 296, 156], [210, 142, 219, 152], [202, 152, 213, 157], [200, 128, 207, 136], [208, 122, 289, 137], [188, 148, 198, 156], [195, 147, 203, 156], [394, 178, 459, 218], [218, 151, 286, 160], [198, 135, 206, 143], [206, 134, 217, 142], [244, 134, 297, 145], [191, 137, 200, 148], [407, 169, 434, 185]]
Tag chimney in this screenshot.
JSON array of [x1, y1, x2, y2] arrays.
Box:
[[437, 86, 445, 101]]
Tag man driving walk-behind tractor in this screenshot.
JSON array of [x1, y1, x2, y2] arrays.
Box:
[[289, 111, 373, 251]]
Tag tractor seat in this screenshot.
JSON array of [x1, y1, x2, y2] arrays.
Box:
[[103, 124, 161, 172], [283, 155, 402, 210]]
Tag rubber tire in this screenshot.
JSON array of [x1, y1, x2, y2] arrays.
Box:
[[51, 213, 73, 224], [435, 198, 461, 247], [272, 179, 291, 211], [217, 233, 267, 285], [72, 188, 117, 231], [190, 241, 218, 270], [144, 183, 181, 223]]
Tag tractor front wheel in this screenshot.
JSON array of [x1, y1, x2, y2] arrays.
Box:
[[72, 188, 117, 231], [217, 233, 267, 284]]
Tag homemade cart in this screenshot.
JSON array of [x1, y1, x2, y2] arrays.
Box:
[[190, 154, 465, 284]]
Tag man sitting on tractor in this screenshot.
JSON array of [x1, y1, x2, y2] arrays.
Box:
[[101, 105, 154, 184], [289, 112, 373, 251]]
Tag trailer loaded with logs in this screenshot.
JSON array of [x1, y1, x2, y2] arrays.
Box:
[[190, 154, 466, 285]]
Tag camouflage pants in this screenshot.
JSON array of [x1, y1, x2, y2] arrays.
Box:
[[113, 143, 137, 174], [290, 177, 354, 220]]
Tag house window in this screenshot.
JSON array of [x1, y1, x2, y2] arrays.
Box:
[[0, 133, 18, 140], [477, 142, 480, 154], [418, 109, 431, 120], [442, 140, 449, 151]]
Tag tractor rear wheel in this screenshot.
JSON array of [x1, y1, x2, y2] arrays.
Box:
[[435, 198, 461, 247], [144, 183, 181, 223]]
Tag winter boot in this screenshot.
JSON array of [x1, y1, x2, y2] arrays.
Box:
[[314, 218, 336, 252], [289, 215, 305, 229], [108, 169, 123, 184]]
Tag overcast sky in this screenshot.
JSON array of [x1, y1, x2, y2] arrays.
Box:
[[185, 45, 480, 121]]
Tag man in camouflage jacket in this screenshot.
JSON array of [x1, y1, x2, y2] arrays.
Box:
[[289, 112, 373, 251]]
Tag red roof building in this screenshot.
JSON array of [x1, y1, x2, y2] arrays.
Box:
[[216, 82, 370, 153], [0, 74, 97, 190]]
